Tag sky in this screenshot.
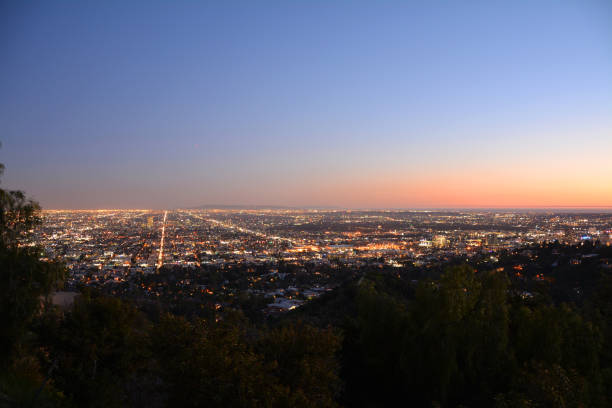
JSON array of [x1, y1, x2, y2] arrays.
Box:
[[1, 0, 611, 209]]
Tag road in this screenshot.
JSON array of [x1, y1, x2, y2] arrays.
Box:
[[157, 210, 168, 270], [188, 212, 298, 245]]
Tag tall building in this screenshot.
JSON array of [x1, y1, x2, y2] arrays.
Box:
[[433, 235, 448, 248]]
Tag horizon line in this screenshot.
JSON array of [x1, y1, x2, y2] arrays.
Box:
[[42, 205, 612, 212]]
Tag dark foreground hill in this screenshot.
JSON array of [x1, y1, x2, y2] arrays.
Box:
[[5, 236, 612, 407], [273, 243, 612, 407]]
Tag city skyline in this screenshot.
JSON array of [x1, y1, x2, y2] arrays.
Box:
[[4, 2, 612, 406], [2, 1, 612, 209]]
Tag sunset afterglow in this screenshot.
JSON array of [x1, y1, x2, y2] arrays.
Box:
[[2, 1, 611, 209]]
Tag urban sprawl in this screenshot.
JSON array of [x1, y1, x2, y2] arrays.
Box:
[[34, 210, 612, 313]]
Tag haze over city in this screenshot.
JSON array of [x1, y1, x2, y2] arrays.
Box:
[[6, 2, 612, 407], [2, 1, 611, 209]]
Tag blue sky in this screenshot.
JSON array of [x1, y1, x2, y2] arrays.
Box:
[[1, 1, 611, 208]]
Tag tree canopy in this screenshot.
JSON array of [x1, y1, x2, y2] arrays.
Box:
[[3, 156, 612, 407]]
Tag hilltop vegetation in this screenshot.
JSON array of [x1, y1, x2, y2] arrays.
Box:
[[3, 165, 612, 407]]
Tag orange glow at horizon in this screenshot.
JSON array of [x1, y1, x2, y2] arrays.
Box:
[[300, 168, 612, 209]]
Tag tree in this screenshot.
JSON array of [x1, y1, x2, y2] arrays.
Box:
[[0, 160, 66, 366], [41, 293, 150, 407], [151, 313, 285, 408], [0, 158, 67, 405], [257, 321, 342, 407]]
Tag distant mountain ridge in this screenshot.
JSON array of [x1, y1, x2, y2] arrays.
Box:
[[188, 204, 341, 210]]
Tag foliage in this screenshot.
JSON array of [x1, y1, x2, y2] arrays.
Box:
[[330, 265, 610, 407], [257, 321, 342, 407], [0, 162, 68, 405], [0, 159, 41, 248], [3, 157, 612, 406], [39, 294, 149, 407], [0, 247, 65, 366]]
